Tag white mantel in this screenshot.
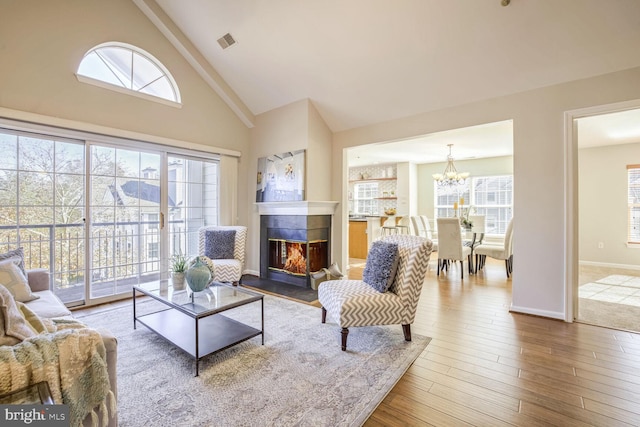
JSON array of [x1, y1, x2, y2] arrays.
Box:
[[256, 201, 339, 216]]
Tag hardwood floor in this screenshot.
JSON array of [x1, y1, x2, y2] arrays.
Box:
[[358, 257, 640, 426], [73, 258, 640, 425]]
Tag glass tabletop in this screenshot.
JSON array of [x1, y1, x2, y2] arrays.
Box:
[[0, 381, 53, 405], [135, 281, 263, 317]]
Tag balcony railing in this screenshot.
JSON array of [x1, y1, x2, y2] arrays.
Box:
[[0, 220, 194, 304]]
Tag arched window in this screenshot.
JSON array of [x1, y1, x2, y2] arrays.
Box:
[[77, 42, 181, 105]]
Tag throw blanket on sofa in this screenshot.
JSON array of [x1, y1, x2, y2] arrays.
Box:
[[0, 319, 114, 427]]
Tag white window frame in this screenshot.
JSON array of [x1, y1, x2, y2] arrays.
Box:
[[627, 165, 640, 244], [353, 182, 378, 215], [0, 120, 220, 308], [434, 174, 513, 235], [76, 41, 182, 108]]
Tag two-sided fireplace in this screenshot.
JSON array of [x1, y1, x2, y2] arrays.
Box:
[[260, 215, 331, 288]]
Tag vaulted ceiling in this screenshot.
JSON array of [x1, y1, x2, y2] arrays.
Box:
[[137, 0, 640, 164], [152, 0, 640, 133]]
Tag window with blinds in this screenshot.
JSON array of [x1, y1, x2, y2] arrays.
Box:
[[627, 165, 640, 243]]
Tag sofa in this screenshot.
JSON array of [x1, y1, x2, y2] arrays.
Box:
[[2, 268, 118, 426]]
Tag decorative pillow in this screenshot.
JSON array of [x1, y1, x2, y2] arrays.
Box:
[[362, 241, 400, 293], [204, 230, 237, 260], [17, 301, 47, 334], [0, 256, 40, 302], [0, 247, 26, 276], [0, 284, 37, 346]]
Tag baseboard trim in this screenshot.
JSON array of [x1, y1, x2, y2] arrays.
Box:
[[579, 260, 640, 271], [244, 269, 260, 277], [509, 304, 565, 321]]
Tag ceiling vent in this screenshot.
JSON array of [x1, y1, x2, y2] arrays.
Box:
[[217, 33, 237, 49]]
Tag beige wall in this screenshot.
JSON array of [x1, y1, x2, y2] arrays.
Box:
[[333, 66, 640, 320], [0, 0, 251, 223], [579, 143, 640, 266], [245, 99, 333, 275], [307, 102, 333, 201]]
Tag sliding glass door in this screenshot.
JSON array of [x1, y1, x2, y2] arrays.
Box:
[[168, 155, 219, 259], [0, 130, 86, 304], [88, 145, 163, 300], [1, 125, 220, 307]]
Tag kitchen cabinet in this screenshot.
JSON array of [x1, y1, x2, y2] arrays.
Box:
[[349, 220, 368, 259]]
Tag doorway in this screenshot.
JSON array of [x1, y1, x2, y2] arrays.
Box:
[[574, 105, 640, 332]]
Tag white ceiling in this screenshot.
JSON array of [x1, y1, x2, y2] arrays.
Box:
[[347, 106, 640, 166], [347, 120, 514, 167], [149, 0, 640, 166], [155, 0, 640, 133]]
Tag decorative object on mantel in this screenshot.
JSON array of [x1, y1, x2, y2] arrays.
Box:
[[384, 207, 397, 216], [432, 144, 469, 195], [170, 254, 188, 290], [185, 256, 212, 293], [256, 149, 306, 202]]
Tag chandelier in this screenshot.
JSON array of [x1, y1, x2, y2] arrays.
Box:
[[432, 144, 469, 193]]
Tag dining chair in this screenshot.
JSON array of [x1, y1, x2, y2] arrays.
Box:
[[474, 217, 514, 277], [436, 217, 472, 279], [418, 215, 438, 251], [469, 215, 486, 236], [465, 214, 486, 271], [410, 216, 426, 237]]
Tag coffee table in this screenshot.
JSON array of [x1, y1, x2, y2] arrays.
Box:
[[133, 281, 264, 376], [0, 381, 53, 405]]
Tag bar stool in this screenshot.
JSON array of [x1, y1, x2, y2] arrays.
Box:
[[381, 225, 398, 236], [381, 216, 398, 236], [396, 216, 410, 235], [395, 225, 410, 234]]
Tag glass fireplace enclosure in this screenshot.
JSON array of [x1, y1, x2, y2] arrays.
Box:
[[268, 239, 328, 277], [260, 214, 331, 288]]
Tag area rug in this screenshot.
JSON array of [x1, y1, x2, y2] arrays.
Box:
[[76, 294, 430, 426]]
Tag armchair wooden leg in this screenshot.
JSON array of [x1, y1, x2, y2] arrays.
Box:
[[402, 324, 412, 341], [505, 259, 510, 278], [341, 328, 349, 351], [321, 307, 327, 323]]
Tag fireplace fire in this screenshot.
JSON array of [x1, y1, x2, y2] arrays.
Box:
[[283, 242, 306, 274]]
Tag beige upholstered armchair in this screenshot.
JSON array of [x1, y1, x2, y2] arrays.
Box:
[[318, 235, 432, 351], [198, 226, 247, 285]]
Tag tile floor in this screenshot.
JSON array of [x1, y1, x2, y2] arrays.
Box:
[[579, 274, 640, 307]]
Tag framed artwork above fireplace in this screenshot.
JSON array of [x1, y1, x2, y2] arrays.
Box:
[[256, 149, 305, 202]]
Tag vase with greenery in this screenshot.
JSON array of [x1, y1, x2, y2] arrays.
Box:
[[170, 254, 188, 290]]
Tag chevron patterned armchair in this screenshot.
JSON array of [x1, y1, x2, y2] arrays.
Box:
[[319, 234, 432, 351], [198, 225, 247, 285]]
